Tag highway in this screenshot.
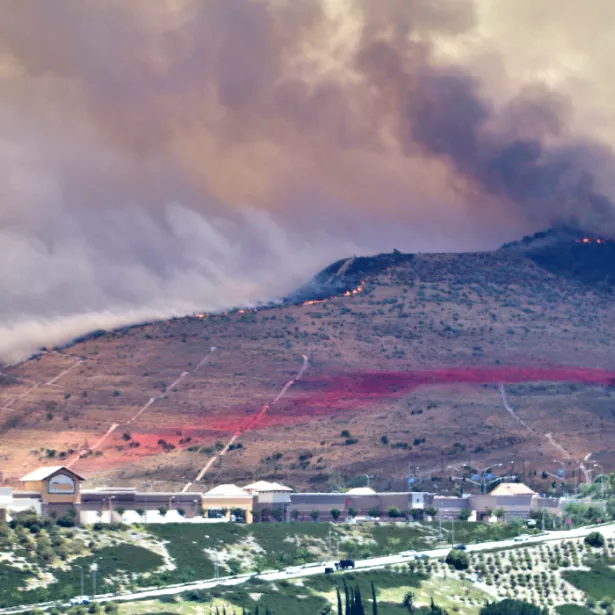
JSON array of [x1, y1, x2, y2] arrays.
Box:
[[1, 520, 614, 614]]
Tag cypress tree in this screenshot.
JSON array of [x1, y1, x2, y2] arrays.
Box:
[[355, 585, 365, 615], [344, 580, 350, 615], [337, 587, 343, 615], [371, 582, 378, 615]]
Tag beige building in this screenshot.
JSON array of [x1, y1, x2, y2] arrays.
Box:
[[202, 484, 255, 523], [20, 466, 85, 518]]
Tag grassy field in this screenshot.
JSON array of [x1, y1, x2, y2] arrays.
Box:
[[0, 519, 531, 608], [555, 605, 596, 615], [116, 570, 479, 615], [561, 565, 615, 600]]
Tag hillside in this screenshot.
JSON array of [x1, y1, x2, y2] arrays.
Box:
[[2, 233, 615, 493]]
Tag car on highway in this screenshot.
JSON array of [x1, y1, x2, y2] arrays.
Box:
[[324, 567, 334, 574], [414, 553, 429, 560], [513, 534, 531, 542], [401, 550, 418, 558], [453, 544, 467, 551], [69, 596, 91, 606]]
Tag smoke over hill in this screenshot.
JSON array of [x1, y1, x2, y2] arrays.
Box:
[[1, 0, 615, 361]]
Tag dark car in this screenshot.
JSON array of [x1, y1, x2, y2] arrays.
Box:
[[335, 559, 355, 570], [324, 567, 335, 574], [453, 544, 467, 551]]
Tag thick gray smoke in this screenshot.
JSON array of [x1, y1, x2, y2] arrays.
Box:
[[0, 0, 614, 362]]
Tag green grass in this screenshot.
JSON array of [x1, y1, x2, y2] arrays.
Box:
[[148, 523, 247, 583], [556, 605, 596, 615], [0, 544, 163, 608], [562, 565, 615, 600]]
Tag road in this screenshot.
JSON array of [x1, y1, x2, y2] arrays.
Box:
[[185, 354, 309, 488], [67, 347, 216, 469], [3, 520, 614, 614]]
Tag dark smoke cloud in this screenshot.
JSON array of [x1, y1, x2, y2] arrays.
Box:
[[0, 0, 613, 361]]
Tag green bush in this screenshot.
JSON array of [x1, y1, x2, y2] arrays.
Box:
[[481, 599, 548, 614], [584, 531, 605, 548], [445, 549, 469, 571]]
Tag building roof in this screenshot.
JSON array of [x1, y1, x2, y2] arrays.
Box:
[[243, 481, 293, 493], [203, 484, 251, 498], [346, 487, 377, 496], [20, 466, 85, 482], [490, 482, 535, 496]]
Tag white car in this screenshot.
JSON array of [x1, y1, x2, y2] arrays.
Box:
[[401, 550, 418, 558], [69, 596, 91, 606], [513, 534, 531, 542]]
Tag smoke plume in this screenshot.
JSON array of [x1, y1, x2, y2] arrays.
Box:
[[0, 0, 614, 362]]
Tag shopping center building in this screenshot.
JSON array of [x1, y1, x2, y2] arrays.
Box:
[[0, 465, 562, 525]]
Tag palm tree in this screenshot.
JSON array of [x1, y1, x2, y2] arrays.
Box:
[[330, 509, 341, 521], [310, 510, 320, 522]]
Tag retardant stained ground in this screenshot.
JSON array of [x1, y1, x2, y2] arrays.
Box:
[[2, 247, 615, 491]]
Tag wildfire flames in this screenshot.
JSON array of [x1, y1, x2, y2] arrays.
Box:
[[302, 281, 365, 306], [192, 281, 365, 316], [576, 237, 610, 244]]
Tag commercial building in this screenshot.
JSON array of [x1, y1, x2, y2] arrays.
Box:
[[0, 465, 562, 525]]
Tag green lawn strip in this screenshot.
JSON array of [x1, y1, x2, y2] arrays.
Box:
[[556, 605, 596, 615], [247, 522, 330, 569], [0, 544, 163, 608], [147, 524, 247, 583], [562, 565, 615, 600]]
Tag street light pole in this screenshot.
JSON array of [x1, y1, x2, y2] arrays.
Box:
[[75, 565, 84, 596], [364, 474, 371, 489], [553, 460, 566, 497], [90, 562, 98, 598], [594, 463, 605, 498]]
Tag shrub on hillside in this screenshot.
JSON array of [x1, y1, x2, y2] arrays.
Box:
[[584, 531, 605, 548], [480, 598, 548, 614], [445, 549, 469, 571]]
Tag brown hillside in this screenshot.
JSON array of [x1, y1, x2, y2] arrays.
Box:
[[2, 242, 615, 494]]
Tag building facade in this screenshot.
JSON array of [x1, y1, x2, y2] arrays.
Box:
[[0, 466, 562, 525]]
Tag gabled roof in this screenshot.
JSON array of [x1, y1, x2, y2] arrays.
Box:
[[490, 482, 535, 496], [204, 484, 251, 498], [20, 466, 85, 482], [243, 481, 293, 493]]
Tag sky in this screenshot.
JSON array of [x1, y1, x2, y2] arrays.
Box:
[[0, 0, 614, 362]]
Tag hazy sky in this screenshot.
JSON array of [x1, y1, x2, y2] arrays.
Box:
[[0, 0, 614, 362]]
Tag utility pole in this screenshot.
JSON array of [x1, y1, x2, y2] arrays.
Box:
[[553, 460, 566, 497], [541, 509, 545, 532], [90, 562, 98, 598], [213, 554, 220, 579], [439, 518, 443, 543], [451, 519, 455, 545], [76, 565, 84, 596], [364, 474, 371, 489]]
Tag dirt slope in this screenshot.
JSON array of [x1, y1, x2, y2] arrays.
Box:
[[2, 237, 615, 493]]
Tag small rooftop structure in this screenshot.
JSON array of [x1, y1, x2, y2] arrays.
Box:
[[243, 481, 293, 493], [346, 487, 377, 496], [204, 484, 251, 498], [20, 466, 85, 482], [490, 482, 535, 496]]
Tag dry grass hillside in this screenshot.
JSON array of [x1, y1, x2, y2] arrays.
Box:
[[2, 232, 615, 493]]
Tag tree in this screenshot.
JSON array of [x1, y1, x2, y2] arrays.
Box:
[[291, 510, 300, 521], [330, 508, 341, 521], [310, 510, 320, 522], [424, 506, 438, 519], [270, 507, 283, 522], [260, 508, 270, 522], [388, 507, 401, 519], [402, 591, 415, 613], [480, 599, 548, 615], [371, 581, 378, 615], [458, 509, 472, 521], [114, 506, 126, 520], [445, 549, 469, 571], [368, 507, 381, 518], [135, 508, 145, 521], [585, 531, 605, 548], [428, 598, 449, 615], [158, 506, 168, 517], [347, 508, 358, 518], [493, 507, 506, 522]]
